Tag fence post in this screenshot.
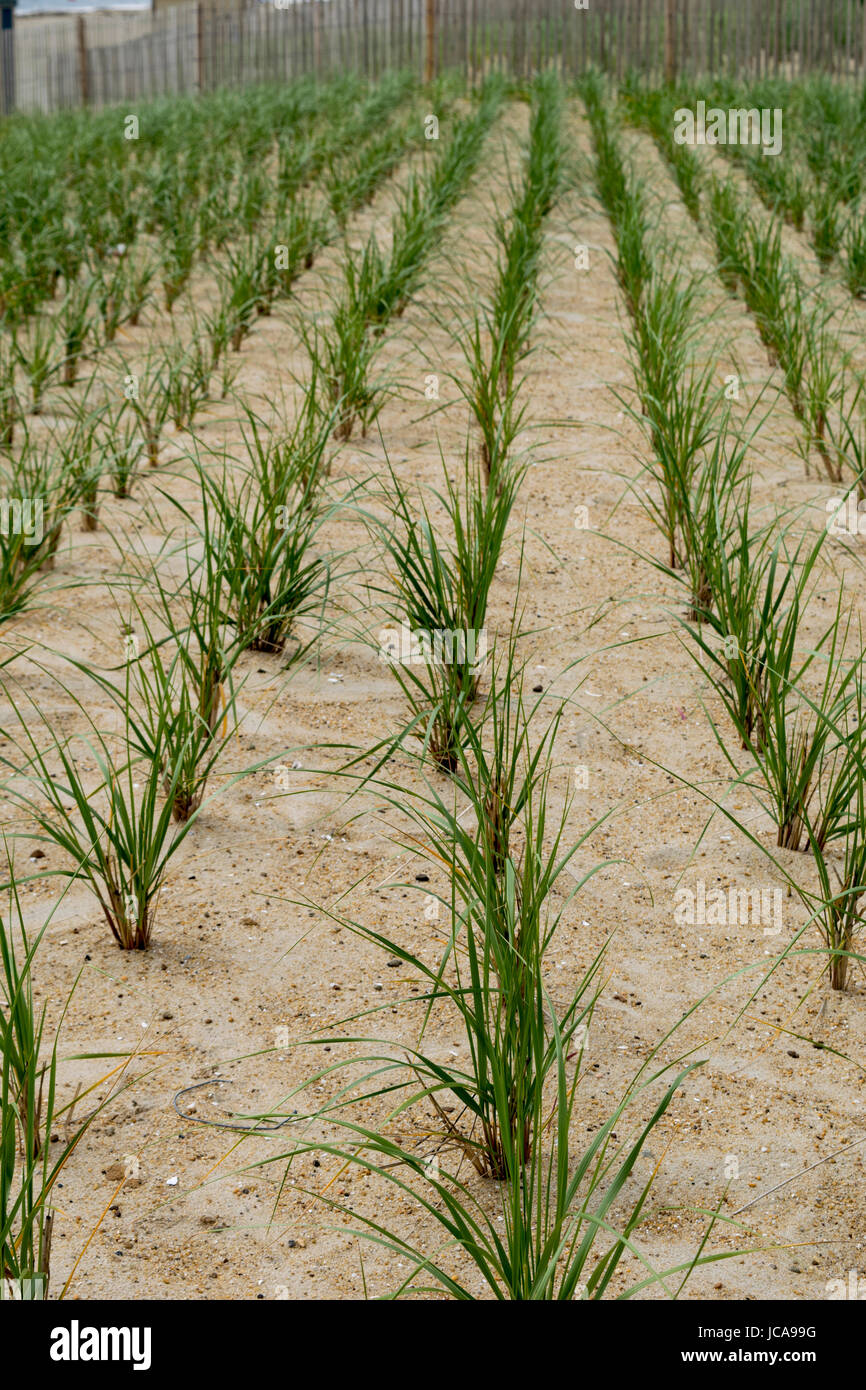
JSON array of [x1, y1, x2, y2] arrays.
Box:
[[77, 14, 90, 105], [0, 3, 13, 117], [196, 1, 204, 91], [425, 0, 436, 82], [664, 0, 677, 82]]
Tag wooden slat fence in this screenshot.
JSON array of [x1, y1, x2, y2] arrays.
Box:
[[4, 0, 866, 118]]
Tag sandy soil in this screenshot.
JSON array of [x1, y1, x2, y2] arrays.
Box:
[[8, 98, 866, 1301]]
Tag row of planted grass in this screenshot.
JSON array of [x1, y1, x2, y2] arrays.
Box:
[[370, 73, 563, 771], [305, 76, 505, 442], [583, 79, 866, 995]]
